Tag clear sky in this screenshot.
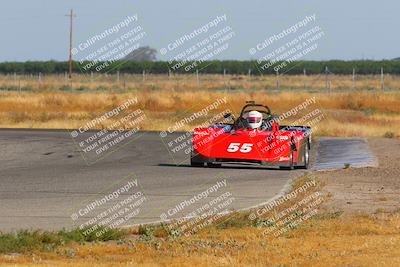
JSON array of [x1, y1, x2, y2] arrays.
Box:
[[0, 0, 398, 61]]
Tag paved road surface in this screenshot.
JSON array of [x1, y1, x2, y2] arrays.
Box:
[[0, 129, 308, 231]]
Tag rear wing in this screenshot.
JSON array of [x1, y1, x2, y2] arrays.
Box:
[[279, 125, 311, 133]]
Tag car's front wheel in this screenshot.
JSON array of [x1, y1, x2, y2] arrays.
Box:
[[299, 140, 310, 169], [207, 162, 222, 168], [190, 160, 204, 167], [190, 155, 204, 167], [279, 144, 294, 170]]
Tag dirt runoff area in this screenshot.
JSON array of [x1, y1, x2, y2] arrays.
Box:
[[318, 137, 400, 215]]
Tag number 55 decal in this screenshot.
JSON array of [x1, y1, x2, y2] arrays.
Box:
[[227, 143, 253, 153]]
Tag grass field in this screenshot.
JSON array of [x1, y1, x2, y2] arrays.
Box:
[[1, 73, 400, 92], [0, 74, 399, 137], [2, 214, 399, 266], [1, 175, 399, 267]]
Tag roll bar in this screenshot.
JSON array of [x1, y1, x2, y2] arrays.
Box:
[[239, 101, 272, 118]]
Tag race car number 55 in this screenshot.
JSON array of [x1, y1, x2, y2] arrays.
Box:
[[227, 143, 253, 153]]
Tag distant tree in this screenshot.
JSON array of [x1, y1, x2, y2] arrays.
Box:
[[2, 59, 400, 74], [124, 46, 157, 61]]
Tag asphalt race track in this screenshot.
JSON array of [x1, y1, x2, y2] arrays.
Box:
[[0, 129, 378, 232], [0, 129, 308, 232]]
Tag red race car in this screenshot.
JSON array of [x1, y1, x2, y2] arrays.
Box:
[[191, 101, 311, 169]]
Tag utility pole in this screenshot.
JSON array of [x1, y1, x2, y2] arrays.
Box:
[[65, 9, 76, 79], [325, 66, 328, 90]]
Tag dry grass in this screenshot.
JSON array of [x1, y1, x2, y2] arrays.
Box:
[[1, 175, 399, 267], [2, 73, 400, 91], [0, 74, 399, 137], [2, 216, 400, 267], [0, 90, 399, 137]]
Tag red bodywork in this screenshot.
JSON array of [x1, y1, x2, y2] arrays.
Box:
[[191, 103, 310, 169]]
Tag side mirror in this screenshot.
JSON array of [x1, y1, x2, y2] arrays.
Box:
[[223, 113, 232, 119]]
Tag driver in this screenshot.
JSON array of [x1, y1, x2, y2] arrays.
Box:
[[246, 110, 263, 129]]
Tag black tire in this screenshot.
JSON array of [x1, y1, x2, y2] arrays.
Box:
[[190, 157, 204, 167], [300, 140, 310, 169], [288, 146, 294, 170], [207, 162, 222, 168], [279, 144, 294, 170]]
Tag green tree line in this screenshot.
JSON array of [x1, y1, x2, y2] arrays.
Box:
[[0, 60, 399, 75]]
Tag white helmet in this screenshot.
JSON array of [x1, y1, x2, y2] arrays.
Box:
[[247, 110, 262, 129]]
